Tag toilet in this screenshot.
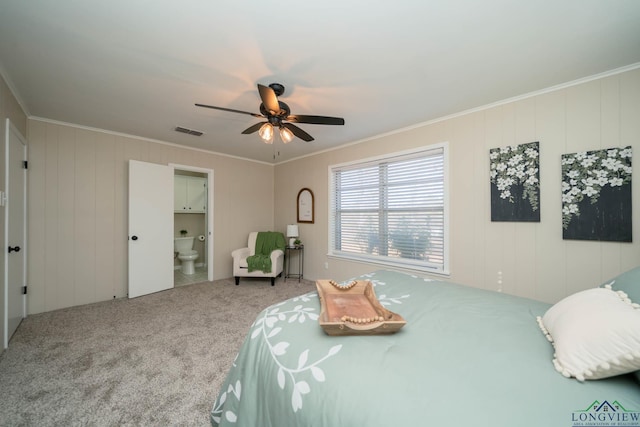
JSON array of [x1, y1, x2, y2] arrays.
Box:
[[174, 237, 199, 275]]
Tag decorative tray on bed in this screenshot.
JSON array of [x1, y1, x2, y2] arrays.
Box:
[[315, 279, 406, 336]]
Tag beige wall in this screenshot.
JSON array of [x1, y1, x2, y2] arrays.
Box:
[[5, 67, 640, 318], [274, 68, 640, 304], [27, 119, 275, 314]]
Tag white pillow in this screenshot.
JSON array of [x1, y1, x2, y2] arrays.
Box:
[[536, 286, 640, 381]]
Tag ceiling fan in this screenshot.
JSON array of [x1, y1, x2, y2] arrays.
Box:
[[196, 83, 345, 144]]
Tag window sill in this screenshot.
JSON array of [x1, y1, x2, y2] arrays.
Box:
[[327, 253, 450, 278]]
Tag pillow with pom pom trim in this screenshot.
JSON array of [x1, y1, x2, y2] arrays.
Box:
[[536, 286, 640, 382], [600, 265, 640, 306], [600, 266, 640, 382]]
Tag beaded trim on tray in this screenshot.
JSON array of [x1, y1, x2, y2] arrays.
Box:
[[329, 280, 357, 290], [340, 315, 384, 324]]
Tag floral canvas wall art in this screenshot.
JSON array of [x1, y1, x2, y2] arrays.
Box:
[[561, 146, 632, 242], [490, 141, 540, 222]]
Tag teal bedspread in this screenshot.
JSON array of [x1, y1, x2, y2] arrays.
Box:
[[211, 270, 640, 427]]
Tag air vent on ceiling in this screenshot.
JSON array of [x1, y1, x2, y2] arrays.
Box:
[[175, 126, 204, 136]]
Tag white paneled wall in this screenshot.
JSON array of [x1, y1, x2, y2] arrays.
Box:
[[16, 67, 640, 315], [274, 68, 640, 304], [27, 121, 275, 314]]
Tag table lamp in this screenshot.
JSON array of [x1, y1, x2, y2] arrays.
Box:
[[287, 224, 299, 247]]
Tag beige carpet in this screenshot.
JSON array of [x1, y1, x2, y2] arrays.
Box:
[[0, 277, 315, 426]]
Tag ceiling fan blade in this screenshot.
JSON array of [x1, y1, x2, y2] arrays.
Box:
[[282, 123, 314, 142], [195, 103, 263, 118], [241, 122, 267, 135], [257, 84, 281, 115], [285, 115, 345, 125]]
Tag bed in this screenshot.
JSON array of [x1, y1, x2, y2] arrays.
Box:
[[210, 269, 640, 426]]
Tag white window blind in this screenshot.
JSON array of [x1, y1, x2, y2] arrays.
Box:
[[329, 145, 447, 273]]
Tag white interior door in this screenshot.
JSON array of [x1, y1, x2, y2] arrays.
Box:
[[4, 119, 27, 349], [128, 160, 174, 298]]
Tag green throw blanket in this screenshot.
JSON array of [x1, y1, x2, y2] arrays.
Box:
[[247, 232, 285, 273]]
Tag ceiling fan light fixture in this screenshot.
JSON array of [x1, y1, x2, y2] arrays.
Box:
[[196, 82, 344, 145], [280, 126, 294, 144], [259, 123, 274, 144]]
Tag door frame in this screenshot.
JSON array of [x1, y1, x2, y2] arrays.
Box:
[[170, 163, 214, 282], [3, 119, 27, 349]]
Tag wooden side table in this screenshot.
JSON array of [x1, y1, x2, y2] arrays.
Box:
[[285, 246, 304, 282]]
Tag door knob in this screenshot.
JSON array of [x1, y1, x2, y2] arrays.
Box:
[[8, 246, 20, 253], [131, 236, 138, 241]]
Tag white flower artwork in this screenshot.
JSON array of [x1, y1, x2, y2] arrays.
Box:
[[490, 141, 540, 222], [561, 146, 632, 241]]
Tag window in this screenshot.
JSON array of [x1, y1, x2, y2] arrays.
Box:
[[329, 144, 448, 274]]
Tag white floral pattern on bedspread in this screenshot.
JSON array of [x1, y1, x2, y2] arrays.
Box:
[[210, 272, 411, 426]]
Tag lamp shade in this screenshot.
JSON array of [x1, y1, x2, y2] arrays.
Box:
[[280, 126, 294, 144], [258, 123, 274, 144], [286, 224, 299, 238]]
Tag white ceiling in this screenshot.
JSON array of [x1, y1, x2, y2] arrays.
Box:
[[1, 1, 639, 164]]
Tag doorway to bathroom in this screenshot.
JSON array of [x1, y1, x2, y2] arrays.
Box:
[[172, 164, 214, 287]]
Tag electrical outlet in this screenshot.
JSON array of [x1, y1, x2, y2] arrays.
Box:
[[324, 262, 329, 269], [497, 271, 503, 293]]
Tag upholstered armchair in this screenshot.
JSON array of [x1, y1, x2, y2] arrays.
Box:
[[232, 231, 285, 286]]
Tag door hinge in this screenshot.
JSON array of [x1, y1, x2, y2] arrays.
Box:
[[23, 160, 28, 169], [22, 286, 27, 295]]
